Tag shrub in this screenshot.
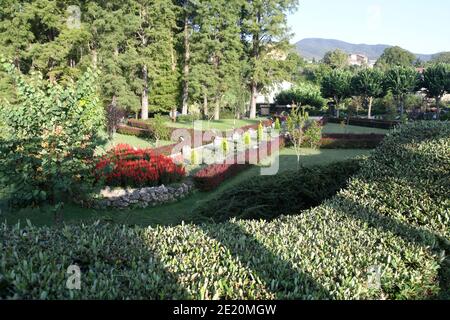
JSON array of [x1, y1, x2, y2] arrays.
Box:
[[274, 118, 281, 130], [275, 82, 326, 109], [195, 160, 362, 222], [148, 114, 171, 144], [95, 144, 185, 188], [0, 62, 105, 207], [243, 132, 251, 146], [320, 134, 386, 149], [116, 125, 153, 138], [304, 120, 322, 148], [257, 122, 264, 142], [193, 163, 250, 192]]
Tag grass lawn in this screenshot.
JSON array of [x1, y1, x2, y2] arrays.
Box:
[[96, 133, 173, 154], [2, 148, 372, 228], [166, 118, 267, 131], [323, 123, 388, 134]]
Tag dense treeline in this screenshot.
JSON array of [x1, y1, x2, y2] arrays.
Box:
[[0, 0, 299, 120]]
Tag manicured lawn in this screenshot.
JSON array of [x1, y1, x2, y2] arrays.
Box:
[[166, 118, 267, 131], [2, 148, 371, 228], [323, 123, 388, 134], [97, 133, 173, 154]]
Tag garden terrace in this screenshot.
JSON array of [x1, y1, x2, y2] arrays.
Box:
[[1, 121, 449, 299]]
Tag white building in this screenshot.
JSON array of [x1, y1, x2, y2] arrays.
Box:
[[348, 54, 369, 67], [256, 81, 293, 104]]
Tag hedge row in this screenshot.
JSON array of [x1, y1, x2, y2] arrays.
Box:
[[194, 159, 362, 222], [326, 117, 399, 129], [116, 125, 153, 138], [318, 133, 386, 149], [193, 138, 284, 191]]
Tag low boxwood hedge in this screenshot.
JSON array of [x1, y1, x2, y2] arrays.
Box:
[[194, 159, 362, 222], [1, 121, 448, 300]]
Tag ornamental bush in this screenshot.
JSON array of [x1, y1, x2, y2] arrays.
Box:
[[275, 82, 326, 109], [0, 61, 105, 207], [95, 144, 185, 188]]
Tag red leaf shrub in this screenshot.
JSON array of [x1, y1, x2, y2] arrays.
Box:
[[193, 163, 250, 192], [193, 137, 285, 192], [95, 144, 185, 187]]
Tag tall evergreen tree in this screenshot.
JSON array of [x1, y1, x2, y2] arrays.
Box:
[[190, 0, 245, 120], [128, 0, 179, 119], [241, 0, 299, 119]]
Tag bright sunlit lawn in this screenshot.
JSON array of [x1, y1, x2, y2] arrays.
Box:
[[166, 118, 267, 131], [2, 147, 371, 228]]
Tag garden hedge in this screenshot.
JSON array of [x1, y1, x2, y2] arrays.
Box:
[[1, 121, 449, 299], [326, 117, 400, 129], [194, 159, 362, 222]]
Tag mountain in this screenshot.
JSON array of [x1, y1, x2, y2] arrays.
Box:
[[295, 38, 435, 62]]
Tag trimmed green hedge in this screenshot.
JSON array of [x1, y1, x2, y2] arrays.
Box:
[[194, 160, 362, 222], [1, 122, 449, 299]]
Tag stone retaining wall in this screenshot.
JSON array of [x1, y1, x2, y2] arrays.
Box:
[[84, 183, 194, 210]]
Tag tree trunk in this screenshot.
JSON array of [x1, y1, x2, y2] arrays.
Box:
[[181, 15, 190, 115], [92, 48, 98, 69], [214, 100, 220, 121], [203, 93, 208, 119], [249, 82, 257, 119], [367, 97, 373, 119], [141, 65, 149, 120], [436, 96, 441, 119]]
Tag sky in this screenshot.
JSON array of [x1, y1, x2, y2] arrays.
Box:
[[287, 0, 450, 54]]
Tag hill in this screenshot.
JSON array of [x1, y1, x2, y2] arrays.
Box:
[[296, 38, 436, 62]]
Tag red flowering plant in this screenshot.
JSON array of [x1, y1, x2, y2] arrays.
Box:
[[95, 144, 185, 188]]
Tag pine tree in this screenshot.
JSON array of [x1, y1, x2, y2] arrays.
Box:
[[190, 0, 244, 120], [241, 0, 299, 119], [128, 0, 179, 119]]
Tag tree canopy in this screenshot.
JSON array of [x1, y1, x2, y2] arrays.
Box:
[[375, 46, 416, 69], [322, 49, 349, 69]]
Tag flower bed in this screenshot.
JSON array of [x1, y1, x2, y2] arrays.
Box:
[[95, 144, 185, 188]]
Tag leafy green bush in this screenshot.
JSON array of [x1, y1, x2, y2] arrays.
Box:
[[148, 114, 171, 143], [304, 120, 322, 148], [0, 61, 105, 207], [275, 82, 326, 109], [195, 160, 362, 222]]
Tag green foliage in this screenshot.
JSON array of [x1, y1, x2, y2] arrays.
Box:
[[286, 106, 308, 167], [375, 46, 416, 69], [243, 131, 251, 146], [431, 52, 450, 64], [322, 49, 349, 69], [383, 66, 419, 116], [148, 114, 171, 144], [275, 82, 326, 109], [0, 61, 105, 207], [304, 121, 323, 149], [321, 69, 353, 114], [221, 138, 229, 154], [257, 122, 264, 142], [274, 118, 281, 130], [242, 0, 299, 118], [351, 68, 384, 118], [190, 149, 198, 165], [195, 159, 362, 222], [422, 63, 450, 107]]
